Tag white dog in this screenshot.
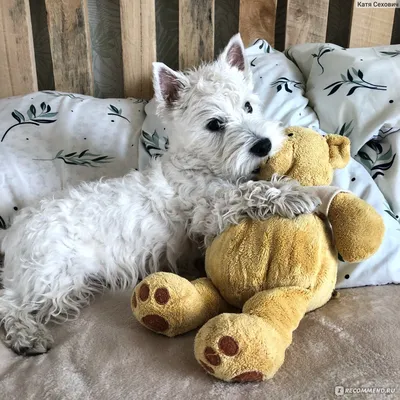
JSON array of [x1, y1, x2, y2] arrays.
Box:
[[0, 34, 319, 355]]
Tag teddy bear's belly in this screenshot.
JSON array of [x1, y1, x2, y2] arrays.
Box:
[[206, 214, 338, 309]]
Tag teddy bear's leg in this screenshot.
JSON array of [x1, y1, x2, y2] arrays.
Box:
[[132, 272, 230, 337], [194, 286, 312, 382]]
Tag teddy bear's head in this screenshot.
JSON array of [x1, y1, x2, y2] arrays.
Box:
[[259, 127, 351, 186]]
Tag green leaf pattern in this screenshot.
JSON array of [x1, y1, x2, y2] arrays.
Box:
[[34, 150, 114, 167], [142, 130, 169, 158], [1, 102, 58, 142], [107, 104, 130, 122], [357, 137, 397, 180], [324, 68, 387, 96]]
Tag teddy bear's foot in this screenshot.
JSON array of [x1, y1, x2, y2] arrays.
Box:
[[194, 313, 286, 382], [132, 272, 228, 337]]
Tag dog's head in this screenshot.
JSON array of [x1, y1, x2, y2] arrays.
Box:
[[153, 34, 284, 181]]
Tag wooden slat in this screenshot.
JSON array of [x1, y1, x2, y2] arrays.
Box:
[[120, 0, 156, 99], [239, 0, 277, 47], [45, 0, 93, 95], [285, 0, 330, 47], [0, 0, 37, 97], [391, 8, 400, 44], [179, 0, 215, 69], [349, 7, 395, 48], [326, 0, 353, 48]]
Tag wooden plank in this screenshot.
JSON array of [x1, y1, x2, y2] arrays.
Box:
[[391, 8, 400, 44], [326, 0, 353, 47], [120, 0, 156, 99], [45, 0, 93, 95], [179, 0, 214, 70], [285, 0, 330, 47], [0, 0, 37, 97], [239, 0, 277, 47], [349, 6, 395, 48]]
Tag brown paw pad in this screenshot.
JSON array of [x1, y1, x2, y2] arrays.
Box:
[[132, 292, 137, 308], [232, 371, 263, 383], [154, 287, 170, 305], [218, 336, 239, 356], [199, 360, 214, 374], [142, 315, 169, 332], [204, 347, 221, 366], [139, 283, 150, 301]]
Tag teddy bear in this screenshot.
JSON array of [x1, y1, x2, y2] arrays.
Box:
[[131, 126, 384, 382]]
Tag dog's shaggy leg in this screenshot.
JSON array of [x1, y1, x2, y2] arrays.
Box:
[[3, 315, 53, 355], [234, 177, 321, 220], [190, 176, 320, 245], [0, 295, 53, 355]]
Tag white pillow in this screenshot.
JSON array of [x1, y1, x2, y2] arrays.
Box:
[[287, 43, 400, 216], [0, 91, 146, 228]]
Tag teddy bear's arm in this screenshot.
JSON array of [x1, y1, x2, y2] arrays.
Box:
[[190, 177, 320, 245], [328, 192, 385, 263]]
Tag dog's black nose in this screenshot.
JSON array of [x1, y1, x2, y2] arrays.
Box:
[[250, 138, 272, 157]]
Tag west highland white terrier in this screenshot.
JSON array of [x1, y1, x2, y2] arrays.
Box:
[[0, 34, 319, 355]]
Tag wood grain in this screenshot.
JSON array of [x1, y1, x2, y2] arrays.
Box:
[[0, 0, 37, 97], [390, 8, 400, 44], [179, 0, 214, 69], [120, 0, 156, 99], [349, 6, 395, 48], [285, 0, 330, 47], [45, 0, 93, 95], [326, 0, 353, 47], [239, 0, 277, 47]]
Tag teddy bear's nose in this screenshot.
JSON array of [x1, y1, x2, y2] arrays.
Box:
[[250, 138, 272, 157]]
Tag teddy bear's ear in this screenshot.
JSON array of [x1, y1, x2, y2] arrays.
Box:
[[326, 134, 351, 169]]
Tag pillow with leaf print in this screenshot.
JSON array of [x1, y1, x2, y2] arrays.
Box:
[[0, 91, 146, 229], [138, 38, 320, 170], [287, 43, 400, 288], [287, 43, 400, 216]]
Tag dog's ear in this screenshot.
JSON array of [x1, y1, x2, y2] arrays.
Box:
[[219, 33, 249, 74], [153, 62, 189, 106]]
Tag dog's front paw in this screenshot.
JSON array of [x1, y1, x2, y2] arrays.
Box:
[[261, 180, 320, 219], [283, 186, 321, 217]]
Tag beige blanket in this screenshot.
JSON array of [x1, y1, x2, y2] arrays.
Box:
[[1, 285, 399, 400]]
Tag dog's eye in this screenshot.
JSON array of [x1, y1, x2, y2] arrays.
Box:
[[244, 101, 253, 114], [206, 119, 224, 132]]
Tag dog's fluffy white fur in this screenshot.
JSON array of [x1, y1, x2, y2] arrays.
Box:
[[0, 34, 319, 355]]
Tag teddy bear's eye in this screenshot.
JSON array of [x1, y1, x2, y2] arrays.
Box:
[[288, 133, 294, 137]]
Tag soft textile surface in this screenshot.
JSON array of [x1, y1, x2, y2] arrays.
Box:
[[286, 43, 400, 288], [0, 91, 145, 228], [288, 43, 400, 216], [0, 285, 398, 399], [139, 40, 400, 288]]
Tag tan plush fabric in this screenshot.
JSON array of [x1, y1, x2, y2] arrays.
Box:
[[130, 128, 385, 383], [0, 286, 399, 399]]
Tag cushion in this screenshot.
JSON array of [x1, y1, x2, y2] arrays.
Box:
[[286, 43, 400, 288], [0, 91, 146, 228], [287, 43, 400, 216]]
